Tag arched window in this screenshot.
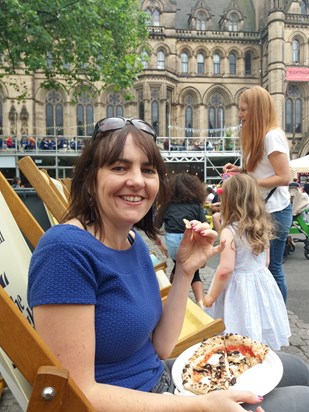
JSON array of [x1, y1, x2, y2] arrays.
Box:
[[145, 9, 160, 26], [208, 94, 224, 137], [76, 93, 94, 136], [292, 39, 300, 64], [157, 50, 165, 69], [213, 54, 220, 74], [285, 98, 292, 133], [181, 52, 188, 73], [151, 100, 159, 135], [196, 12, 206, 30], [285, 85, 302, 133], [197, 53, 205, 74], [300, 1, 307, 15], [228, 13, 238, 31], [153, 9, 160, 26], [185, 106, 193, 137], [229, 53, 236, 75], [106, 92, 124, 117], [141, 51, 149, 69], [165, 101, 170, 137], [184, 95, 194, 138], [46, 90, 64, 136], [244, 52, 252, 75], [139, 101, 145, 120]]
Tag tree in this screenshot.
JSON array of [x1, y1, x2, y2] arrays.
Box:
[[0, 0, 149, 98]]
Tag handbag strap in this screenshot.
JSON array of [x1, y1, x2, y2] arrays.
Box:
[[265, 187, 277, 203]]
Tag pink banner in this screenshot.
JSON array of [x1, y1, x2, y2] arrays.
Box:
[[286, 67, 309, 82]]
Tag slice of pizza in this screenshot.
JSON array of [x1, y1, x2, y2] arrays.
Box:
[[223, 333, 269, 379], [181, 334, 269, 395], [182, 336, 235, 395], [183, 218, 192, 229]]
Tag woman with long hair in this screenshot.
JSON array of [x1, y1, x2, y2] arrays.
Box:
[[225, 86, 292, 302]]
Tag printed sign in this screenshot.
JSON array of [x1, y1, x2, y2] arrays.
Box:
[[0, 192, 33, 408]]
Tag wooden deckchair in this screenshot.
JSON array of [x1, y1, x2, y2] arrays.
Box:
[[0, 191, 94, 411], [0, 172, 44, 249], [0, 287, 95, 411], [18, 157, 67, 223]]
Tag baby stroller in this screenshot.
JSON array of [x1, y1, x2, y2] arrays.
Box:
[[283, 185, 309, 261]]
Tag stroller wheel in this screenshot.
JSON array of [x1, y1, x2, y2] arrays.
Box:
[[288, 243, 296, 255]]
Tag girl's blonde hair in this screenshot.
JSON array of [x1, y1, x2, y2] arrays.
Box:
[[220, 174, 276, 255], [240, 86, 278, 172]]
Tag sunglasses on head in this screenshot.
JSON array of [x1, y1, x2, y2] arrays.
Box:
[[91, 117, 157, 142]]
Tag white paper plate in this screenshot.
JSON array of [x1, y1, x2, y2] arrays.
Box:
[[172, 342, 283, 396]]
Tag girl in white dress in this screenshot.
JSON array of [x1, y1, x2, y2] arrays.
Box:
[[203, 173, 291, 350]]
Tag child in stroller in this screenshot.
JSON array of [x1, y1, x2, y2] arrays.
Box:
[[284, 184, 309, 261]]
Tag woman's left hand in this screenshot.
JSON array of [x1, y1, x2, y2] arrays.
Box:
[[176, 220, 224, 276]]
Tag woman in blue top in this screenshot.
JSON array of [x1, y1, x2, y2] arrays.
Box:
[[27, 117, 309, 412]]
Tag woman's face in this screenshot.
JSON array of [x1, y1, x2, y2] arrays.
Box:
[[95, 133, 160, 231], [238, 98, 249, 126]]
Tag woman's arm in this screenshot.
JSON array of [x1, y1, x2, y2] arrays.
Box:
[[256, 151, 290, 188], [33, 304, 264, 412], [152, 221, 224, 358], [203, 228, 235, 307]]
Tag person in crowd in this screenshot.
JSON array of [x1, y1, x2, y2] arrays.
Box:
[[289, 178, 300, 188], [224, 86, 292, 302], [205, 186, 215, 203], [57, 135, 68, 149], [193, 139, 202, 150], [5, 136, 15, 148], [155, 173, 207, 307], [11, 176, 22, 188], [26, 136, 36, 150], [209, 187, 223, 233], [203, 174, 291, 350], [39, 137, 49, 150], [304, 177, 309, 196], [27, 117, 309, 412]]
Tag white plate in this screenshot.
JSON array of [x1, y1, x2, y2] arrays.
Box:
[[172, 342, 283, 396]]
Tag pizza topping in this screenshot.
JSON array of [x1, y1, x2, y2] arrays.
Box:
[[181, 333, 269, 395]]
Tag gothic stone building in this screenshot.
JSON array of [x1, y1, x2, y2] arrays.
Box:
[[1, 0, 309, 180]]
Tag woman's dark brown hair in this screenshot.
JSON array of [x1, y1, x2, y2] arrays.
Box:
[[63, 124, 168, 240]]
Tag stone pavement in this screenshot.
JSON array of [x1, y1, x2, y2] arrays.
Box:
[[1, 234, 309, 411]]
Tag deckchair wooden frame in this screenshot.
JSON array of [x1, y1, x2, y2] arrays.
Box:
[[0, 172, 44, 249], [18, 156, 67, 223], [0, 286, 95, 411]]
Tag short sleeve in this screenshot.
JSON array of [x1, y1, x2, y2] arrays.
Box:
[[264, 129, 289, 157], [28, 233, 97, 308]]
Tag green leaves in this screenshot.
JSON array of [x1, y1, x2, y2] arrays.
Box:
[[0, 0, 149, 97]]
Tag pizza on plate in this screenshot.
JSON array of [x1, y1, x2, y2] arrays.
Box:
[[181, 333, 269, 395]]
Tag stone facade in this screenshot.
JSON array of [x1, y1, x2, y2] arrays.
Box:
[[0, 0, 309, 180]]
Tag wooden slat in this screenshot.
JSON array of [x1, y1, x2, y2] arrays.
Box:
[[161, 296, 225, 358], [40, 169, 68, 208], [18, 157, 67, 223], [57, 179, 71, 203], [0, 286, 95, 412], [0, 172, 44, 248]]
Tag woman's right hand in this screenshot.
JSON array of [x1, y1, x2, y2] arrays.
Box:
[[223, 163, 243, 173], [197, 390, 265, 412]]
